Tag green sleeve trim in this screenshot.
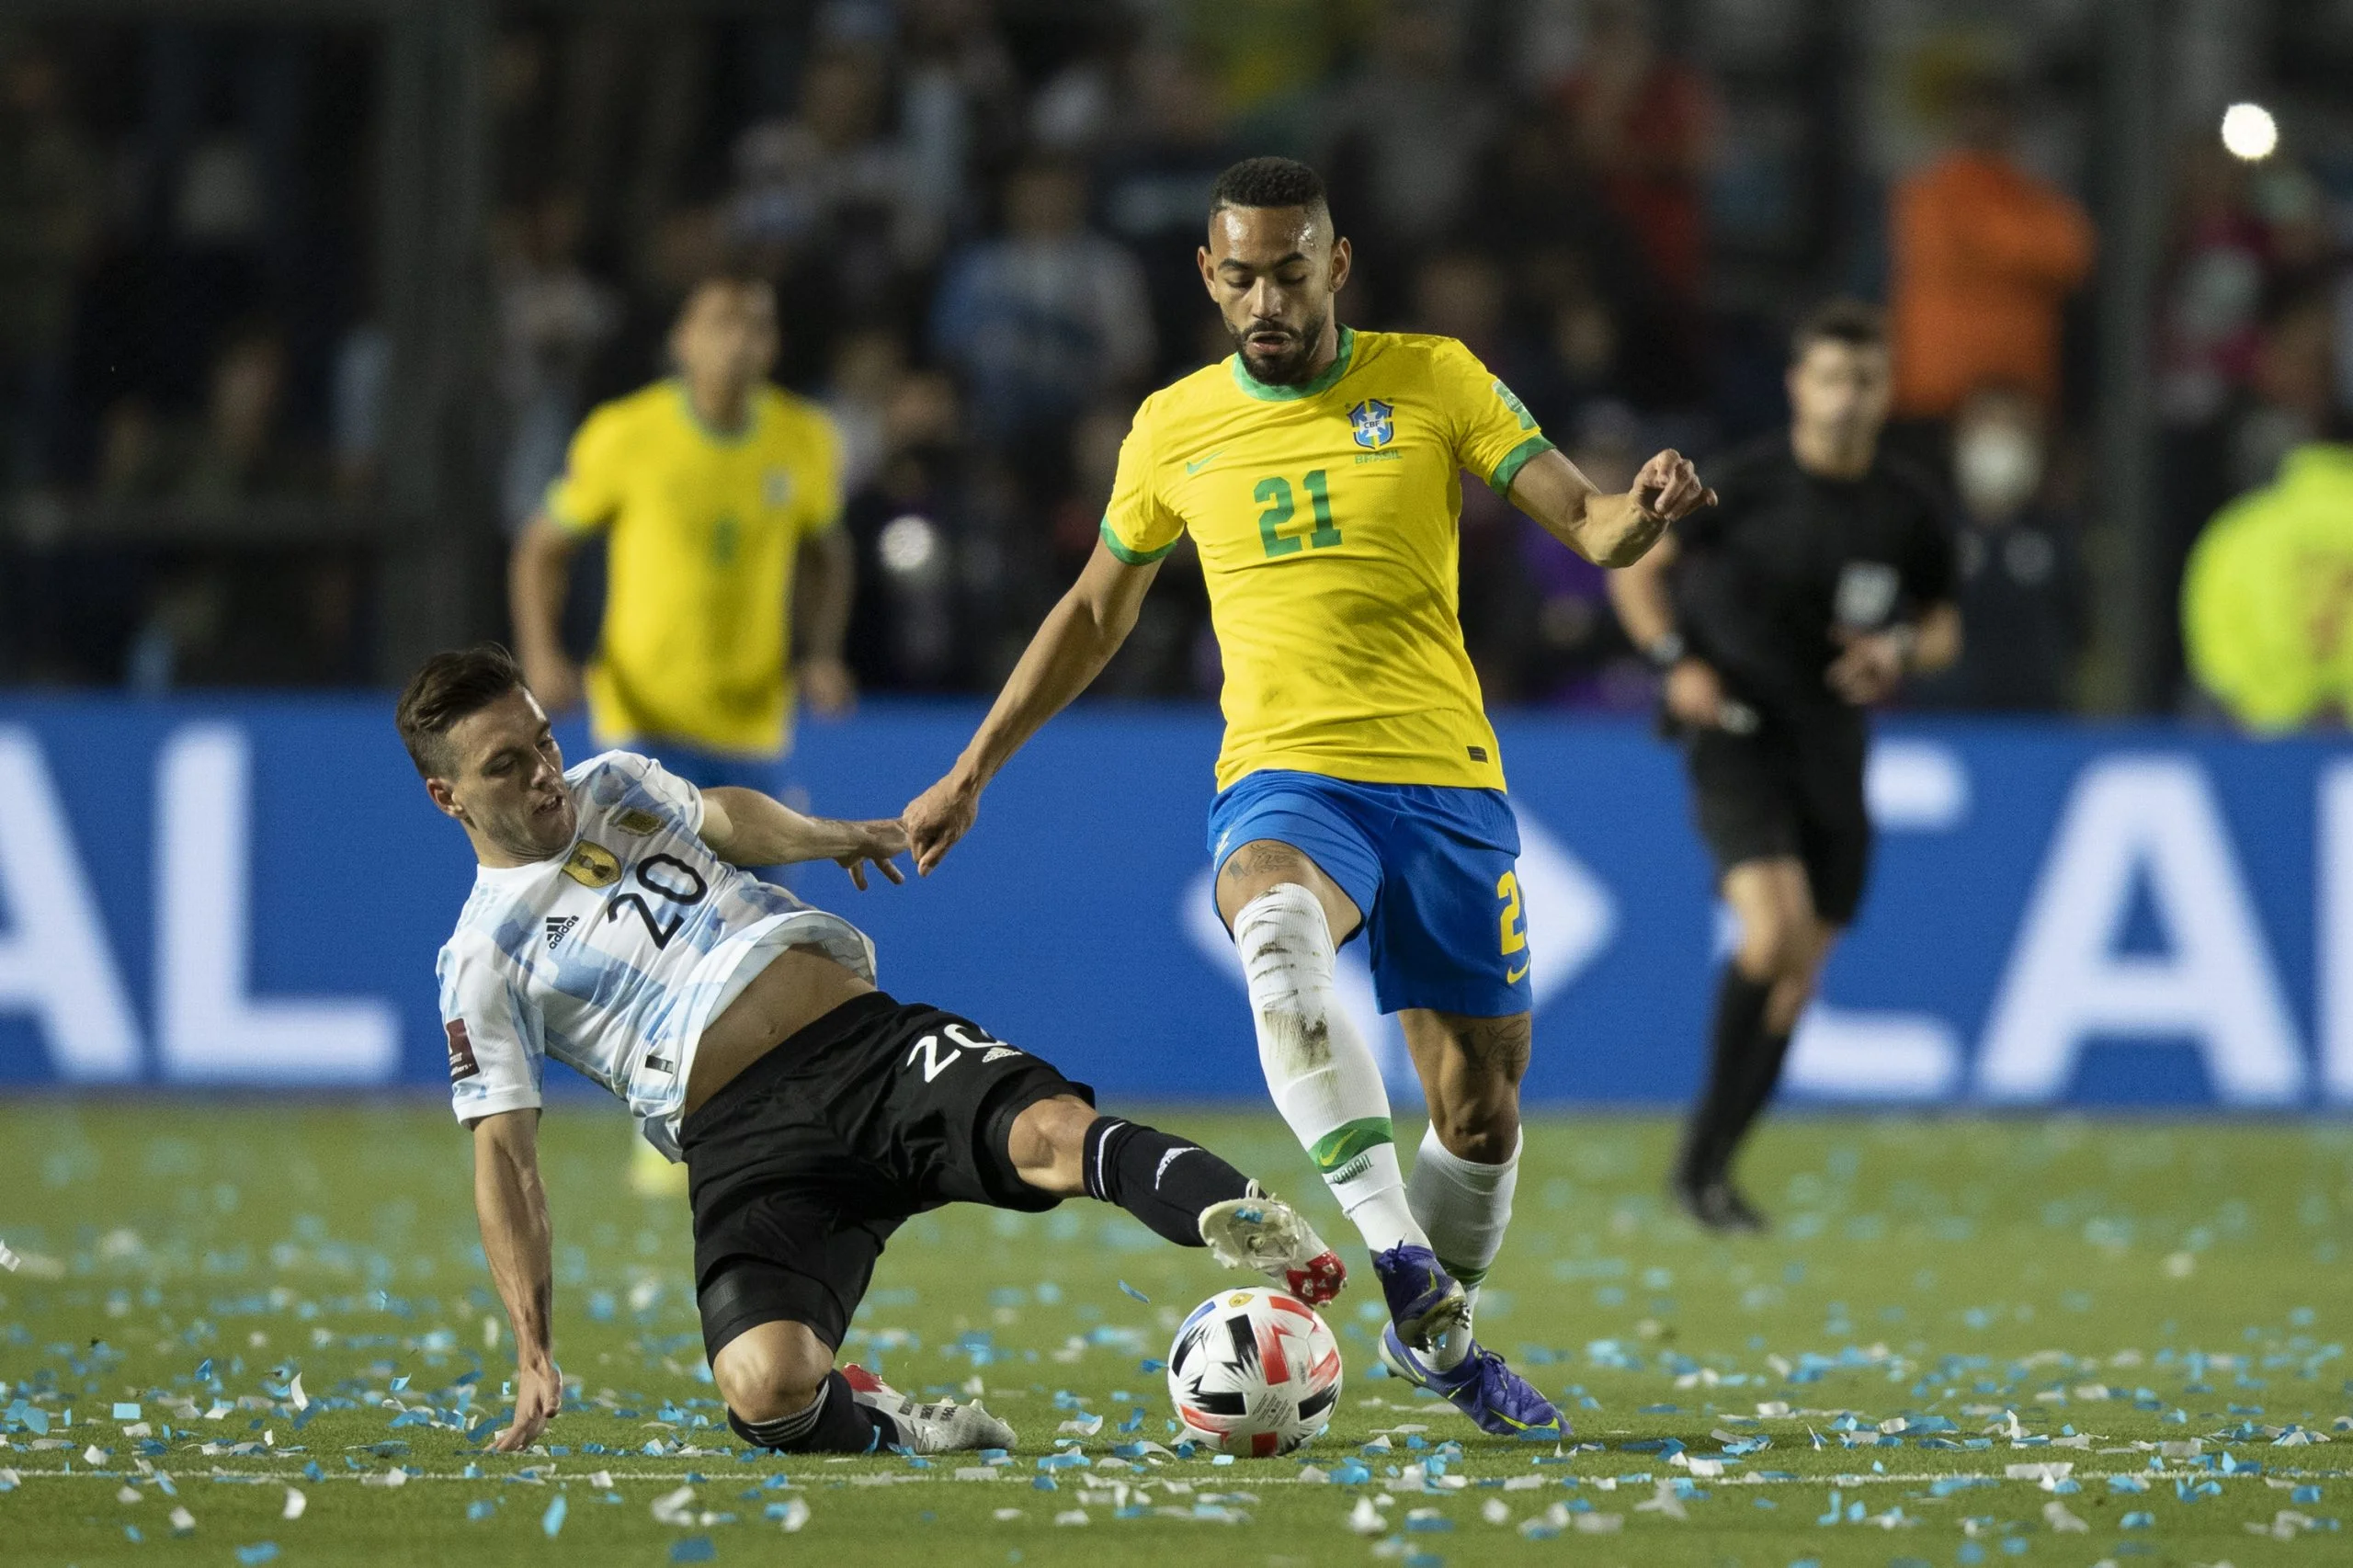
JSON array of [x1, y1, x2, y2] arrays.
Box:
[[1098, 516, 1177, 564], [1486, 435, 1556, 498]]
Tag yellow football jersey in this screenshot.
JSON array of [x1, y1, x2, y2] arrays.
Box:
[[1102, 328, 1553, 791], [546, 379, 842, 757]]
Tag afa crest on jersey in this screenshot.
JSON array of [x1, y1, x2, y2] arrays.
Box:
[[1348, 398, 1394, 450]]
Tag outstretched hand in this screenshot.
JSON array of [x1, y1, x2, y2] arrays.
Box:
[[1633, 449, 1718, 523], [903, 775, 978, 877], [493, 1358, 562, 1452], [836, 818, 909, 891]]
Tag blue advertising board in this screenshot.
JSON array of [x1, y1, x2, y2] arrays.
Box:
[[0, 697, 2348, 1109]]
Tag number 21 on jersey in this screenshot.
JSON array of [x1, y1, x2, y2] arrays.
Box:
[[1256, 470, 1341, 558]]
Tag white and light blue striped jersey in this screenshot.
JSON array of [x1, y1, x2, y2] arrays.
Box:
[[435, 750, 877, 1160]]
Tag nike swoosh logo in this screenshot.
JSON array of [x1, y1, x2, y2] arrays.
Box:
[[1185, 450, 1225, 474], [1506, 961, 1530, 984]]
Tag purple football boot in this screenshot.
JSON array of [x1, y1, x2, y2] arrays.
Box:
[[1370, 1244, 1470, 1349], [1378, 1324, 1566, 1440]]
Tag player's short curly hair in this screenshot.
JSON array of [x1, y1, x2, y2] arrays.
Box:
[[396, 642, 528, 778], [1211, 156, 1330, 223]]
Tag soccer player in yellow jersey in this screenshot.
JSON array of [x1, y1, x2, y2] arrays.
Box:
[[906, 158, 1714, 1437], [509, 267, 856, 1197], [510, 267, 856, 793]]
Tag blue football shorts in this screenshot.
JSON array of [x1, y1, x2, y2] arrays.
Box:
[[1206, 768, 1533, 1017]]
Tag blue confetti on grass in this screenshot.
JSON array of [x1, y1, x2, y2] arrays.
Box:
[[1117, 1280, 1150, 1304], [669, 1537, 715, 1562], [234, 1546, 279, 1566], [541, 1494, 566, 1537]]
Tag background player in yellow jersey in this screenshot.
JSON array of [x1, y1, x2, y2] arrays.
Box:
[[905, 158, 1714, 1438], [509, 266, 855, 791], [508, 266, 856, 1195]]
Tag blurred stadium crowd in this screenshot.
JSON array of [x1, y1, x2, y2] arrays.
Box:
[[2, 0, 2350, 722]]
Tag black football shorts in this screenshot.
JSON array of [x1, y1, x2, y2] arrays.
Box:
[[1684, 718, 1871, 926], [680, 991, 1090, 1360]]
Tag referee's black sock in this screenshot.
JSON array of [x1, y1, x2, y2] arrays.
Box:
[[1081, 1117, 1253, 1247], [1725, 1026, 1795, 1162], [1679, 965, 1775, 1187], [728, 1371, 897, 1453]]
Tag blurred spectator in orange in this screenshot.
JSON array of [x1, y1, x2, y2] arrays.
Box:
[[1548, 0, 1716, 313], [931, 156, 1153, 450], [0, 41, 101, 489], [1888, 70, 2094, 425], [1910, 384, 2085, 711]]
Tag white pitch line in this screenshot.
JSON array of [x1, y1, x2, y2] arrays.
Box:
[[0, 1467, 2340, 1488]]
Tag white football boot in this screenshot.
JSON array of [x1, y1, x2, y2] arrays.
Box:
[[838, 1363, 1017, 1453], [1198, 1186, 1347, 1306]]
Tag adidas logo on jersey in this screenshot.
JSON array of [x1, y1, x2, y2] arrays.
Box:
[[544, 915, 577, 951]]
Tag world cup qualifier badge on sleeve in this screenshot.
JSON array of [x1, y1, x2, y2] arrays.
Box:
[[446, 1018, 480, 1082]]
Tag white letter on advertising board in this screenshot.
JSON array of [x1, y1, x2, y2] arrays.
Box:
[[155, 724, 398, 1083], [2317, 760, 2353, 1102], [1977, 756, 2303, 1104], [0, 729, 142, 1078]]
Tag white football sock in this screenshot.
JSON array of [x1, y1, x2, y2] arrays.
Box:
[[1407, 1123, 1521, 1330], [1233, 883, 1427, 1256]]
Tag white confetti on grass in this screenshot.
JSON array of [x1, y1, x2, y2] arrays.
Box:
[[0, 1238, 18, 1271], [281, 1488, 306, 1521], [289, 1375, 308, 1412], [777, 1497, 810, 1533]]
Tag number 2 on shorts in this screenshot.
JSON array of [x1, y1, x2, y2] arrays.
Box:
[[1496, 870, 1527, 956]]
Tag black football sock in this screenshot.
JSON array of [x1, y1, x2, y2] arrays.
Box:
[[1722, 1026, 1795, 1172], [1677, 966, 1774, 1188], [728, 1370, 897, 1453], [1081, 1116, 1254, 1247]]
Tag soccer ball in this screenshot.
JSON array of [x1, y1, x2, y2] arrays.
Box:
[[1165, 1286, 1343, 1456]]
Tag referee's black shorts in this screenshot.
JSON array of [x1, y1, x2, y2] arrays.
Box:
[[680, 992, 1091, 1362], [1683, 718, 1871, 926]]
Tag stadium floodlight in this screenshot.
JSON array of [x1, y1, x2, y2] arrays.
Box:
[[2221, 101, 2279, 162]]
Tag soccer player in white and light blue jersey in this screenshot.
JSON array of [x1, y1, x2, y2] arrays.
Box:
[[401, 644, 1343, 1457]]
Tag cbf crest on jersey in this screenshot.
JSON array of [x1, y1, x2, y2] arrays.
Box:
[[763, 468, 794, 507], [1348, 398, 1394, 450]]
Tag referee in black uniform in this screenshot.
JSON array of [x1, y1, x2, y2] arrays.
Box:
[[1608, 301, 1962, 1232]]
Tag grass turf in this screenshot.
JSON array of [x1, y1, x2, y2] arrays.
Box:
[[0, 1103, 2347, 1567]]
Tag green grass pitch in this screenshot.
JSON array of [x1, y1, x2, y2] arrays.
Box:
[[1, 1103, 2347, 1567]]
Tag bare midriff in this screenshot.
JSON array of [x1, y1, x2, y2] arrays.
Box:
[[682, 945, 875, 1115]]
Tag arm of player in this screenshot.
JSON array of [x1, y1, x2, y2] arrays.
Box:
[[1827, 600, 1963, 705], [793, 526, 858, 717], [699, 785, 907, 889], [1507, 447, 1717, 569], [471, 1108, 561, 1452], [1606, 532, 1737, 730], [509, 516, 585, 714], [902, 539, 1161, 874]]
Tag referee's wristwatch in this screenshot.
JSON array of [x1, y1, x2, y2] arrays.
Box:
[[1641, 631, 1688, 671]]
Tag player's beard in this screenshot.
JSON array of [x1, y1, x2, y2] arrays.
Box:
[[1230, 304, 1330, 386]]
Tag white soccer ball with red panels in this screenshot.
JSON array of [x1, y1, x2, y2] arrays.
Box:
[[1165, 1286, 1343, 1456]]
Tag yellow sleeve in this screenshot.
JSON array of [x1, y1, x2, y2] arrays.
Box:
[[800, 411, 845, 539], [542, 404, 628, 535], [1099, 402, 1184, 563], [2183, 498, 2317, 732], [1431, 338, 1555, 497]]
